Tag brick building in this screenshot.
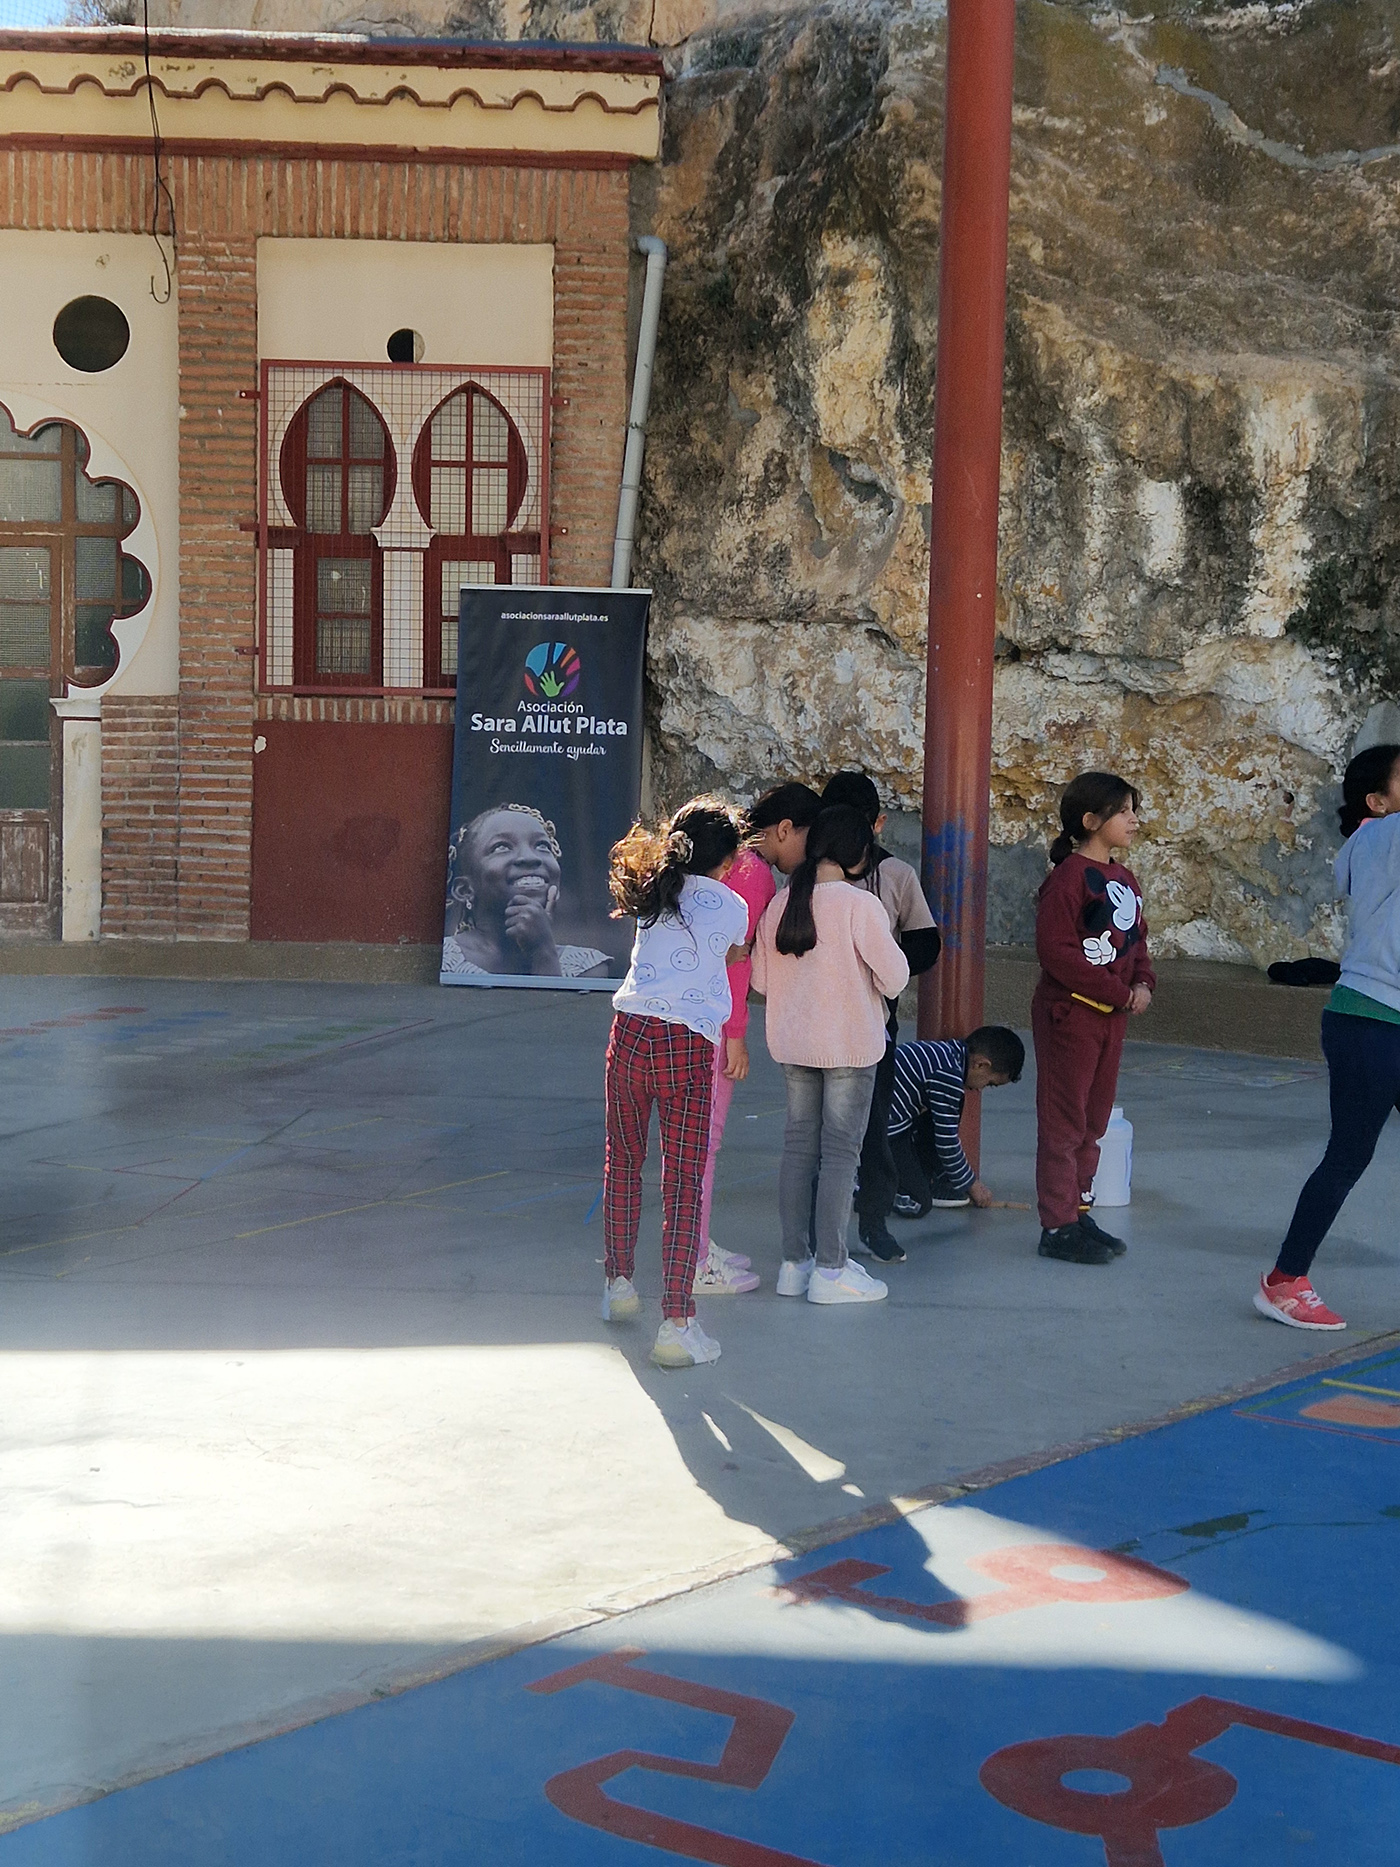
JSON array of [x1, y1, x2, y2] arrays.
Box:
[[0, 26, 662, 943]]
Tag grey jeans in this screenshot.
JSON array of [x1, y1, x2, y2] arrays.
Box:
[[779, 1063, 878, 1269]]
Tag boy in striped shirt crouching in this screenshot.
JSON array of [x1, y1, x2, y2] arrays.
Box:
[[886, 1027, 1025, 1217]]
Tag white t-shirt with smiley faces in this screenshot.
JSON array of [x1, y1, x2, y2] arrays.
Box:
[[612, 874, 749, 1044]]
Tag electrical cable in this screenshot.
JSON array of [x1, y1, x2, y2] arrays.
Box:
[[141, 0, 176, 303]]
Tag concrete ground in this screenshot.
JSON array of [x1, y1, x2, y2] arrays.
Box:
[[11, 1337, 1398, 1864], [0, 974, 1392, 1835]]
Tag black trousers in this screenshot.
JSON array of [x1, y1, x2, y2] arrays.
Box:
[[853, 1021, 898, 1229], [1278, 1009, 1400, 1277], [890, 1114, 940, 1214]]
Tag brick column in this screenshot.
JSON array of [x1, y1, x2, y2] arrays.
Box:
[[175, 239, 258, 939], [550, 169, 631, 586], [101, 695, 179, 937]]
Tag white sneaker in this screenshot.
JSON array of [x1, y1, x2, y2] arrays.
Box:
[[776, 1255, 815, 1297], [707, 1239, 752, 1272], [650, 1317, 722, 1368], [601, 1275, 640, 1322], [807, 1260, 888, 1305], [693, 1248, 760, 1295]]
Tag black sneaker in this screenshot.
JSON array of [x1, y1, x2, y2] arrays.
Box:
[[857, 1226, 907, 1264], [928, 1175, 972, 1209], [1078, 1207, 1127, 1256], [892, 1193, 926, 1220], [1038, 1221, 1113, 1265]]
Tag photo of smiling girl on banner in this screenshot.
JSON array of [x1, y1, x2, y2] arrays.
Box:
[[441, 805, 611, 980], [440, 585, 649, 989]]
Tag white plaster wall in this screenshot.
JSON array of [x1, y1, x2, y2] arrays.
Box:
[[0, 232, 179, 697], [256, 241, 554, 368]]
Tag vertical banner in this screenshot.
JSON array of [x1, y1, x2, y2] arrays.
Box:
[[441, 587, 649, 988]]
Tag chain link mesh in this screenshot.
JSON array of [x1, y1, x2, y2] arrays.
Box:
[[261, 362, 549, 694]]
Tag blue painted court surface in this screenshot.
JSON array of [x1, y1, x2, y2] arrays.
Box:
[[7, 1345, 1400, 1866]]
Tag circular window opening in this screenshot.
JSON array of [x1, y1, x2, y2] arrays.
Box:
[[387, 328, 425, 364], [53, 296, 131, 373]]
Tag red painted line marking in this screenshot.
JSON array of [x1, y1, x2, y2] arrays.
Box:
[[528, 1649, 830, 1866], [0, 1006, 146, 1038], [981, 1695, 1400, 1866], [778, 1543, 1186, 1627]]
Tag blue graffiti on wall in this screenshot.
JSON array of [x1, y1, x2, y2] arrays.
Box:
[[922, 818, 986, 954]]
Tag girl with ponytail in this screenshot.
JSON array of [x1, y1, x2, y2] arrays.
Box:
[[601, 798, 751, 1370], [751, 806, 910, 1306], [1032, 770, 1155, 1267], [1259, 743, 1400, 1333], [1049, 772, 1141, 867]]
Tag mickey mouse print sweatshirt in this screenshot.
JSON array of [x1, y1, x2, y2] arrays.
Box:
[[1034, 853, 1156, 1012]]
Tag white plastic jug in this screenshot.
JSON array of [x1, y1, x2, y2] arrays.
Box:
[[1090, 1105, 1133, 1207]]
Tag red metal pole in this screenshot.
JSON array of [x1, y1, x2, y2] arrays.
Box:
[[918, 0, 1017, 1163]]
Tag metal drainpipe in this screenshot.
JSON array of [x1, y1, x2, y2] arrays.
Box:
[[611, 235, 668, 589]]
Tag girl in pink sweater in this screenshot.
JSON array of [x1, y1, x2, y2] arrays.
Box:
[[752, 806, 909, 1306], [693, 843, 776, 1295]]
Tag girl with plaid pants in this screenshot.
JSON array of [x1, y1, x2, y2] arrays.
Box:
[[602, 799, 750, 1369]]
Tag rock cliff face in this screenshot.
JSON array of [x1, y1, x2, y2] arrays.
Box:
[[636, 0, 1400, 959], [154, 0, 1400, 958]]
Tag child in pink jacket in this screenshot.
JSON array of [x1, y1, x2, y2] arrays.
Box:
[[693, 843, 776, 1294], [752, 805, 909, 1306]]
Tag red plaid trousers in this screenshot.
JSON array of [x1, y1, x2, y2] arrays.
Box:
[[604, 1012, 715, 1321]]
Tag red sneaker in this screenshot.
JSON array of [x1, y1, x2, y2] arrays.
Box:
[[1253, 1273, 1346, 1331]]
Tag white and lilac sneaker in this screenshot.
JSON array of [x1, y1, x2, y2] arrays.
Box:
[[693, 1248, 760, 1295], [807, 1260, 888, 1306], [707, 1239, 752, 1272]]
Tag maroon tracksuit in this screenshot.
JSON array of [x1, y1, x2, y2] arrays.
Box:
[[1032, 853, 1155, 1229]]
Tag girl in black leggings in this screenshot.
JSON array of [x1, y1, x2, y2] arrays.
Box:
[[1258, 743, 1400, 1332]]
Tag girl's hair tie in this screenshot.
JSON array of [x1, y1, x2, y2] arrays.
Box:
[[608, 800, 739, 925]]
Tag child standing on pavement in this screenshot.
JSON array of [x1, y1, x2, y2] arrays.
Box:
[[602, 798, 749, 1369], [752, 805, 910, 1305], [690, 783, 821, 1288], [692, 833, 776, 1295], [1033, 772, 1155, 1265], [1257, 744, 1400, 1334], [687, 780, 822, 1288], [692, 782, 823, 1291], [819, 771, 941, 1265]]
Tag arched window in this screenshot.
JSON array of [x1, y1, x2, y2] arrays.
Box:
[[413, 387, 538, 689], [279, 382, 395, 687], [0, 404, 150, 925]]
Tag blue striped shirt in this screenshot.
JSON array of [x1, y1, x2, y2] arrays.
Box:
[[887, 1039, 974, 1193]]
